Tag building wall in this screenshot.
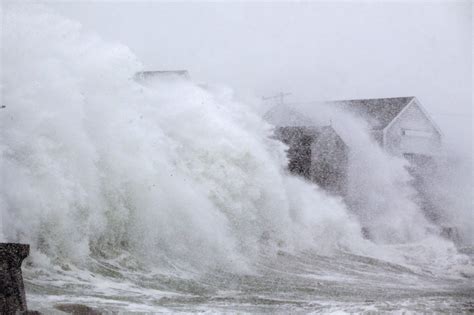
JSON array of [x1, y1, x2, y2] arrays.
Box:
[[403, 153, 439, 222], [384, 101, 441, 156], [274, 126, 348, 197], [310, 129, 348, 196], [274, 127, 313, 180]]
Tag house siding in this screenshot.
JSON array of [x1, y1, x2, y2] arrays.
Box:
[[274, 126, 348, 196], [310, 129, 349, 196], [384, 101, 441, 156]]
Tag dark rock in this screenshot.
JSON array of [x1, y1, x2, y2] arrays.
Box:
[[54, 303, 102, 315], [0, 242, 30, 315]]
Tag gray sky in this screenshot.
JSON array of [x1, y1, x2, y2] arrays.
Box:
[[45, 0, 472, 152]]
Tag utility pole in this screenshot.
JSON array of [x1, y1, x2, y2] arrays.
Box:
[[262, 92, 292, 105]]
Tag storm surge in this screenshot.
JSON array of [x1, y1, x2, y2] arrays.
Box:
[[1, 3, 364, 270], [1, 4, 472, 313]]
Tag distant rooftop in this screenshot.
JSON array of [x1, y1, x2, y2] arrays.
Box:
[[135, 70, 190, 81]]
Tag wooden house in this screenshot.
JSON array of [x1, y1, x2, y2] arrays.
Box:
[[326, 97, 442, 158], [265, 97, 443, 202]]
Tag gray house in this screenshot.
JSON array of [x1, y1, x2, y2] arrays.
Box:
[[329, 97, 444, 219], [266, 96, 454, 239], [325, 96, 442, 158], [265, 96, 443, 199]]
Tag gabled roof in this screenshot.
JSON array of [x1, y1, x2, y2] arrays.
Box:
[[264, 97, 415, 130], [326, 97, 414, 130]]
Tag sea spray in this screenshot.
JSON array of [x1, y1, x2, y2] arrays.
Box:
[[278, 102, 442, 244], [0, 3, 472, 312], [1, 4, 365, 272]]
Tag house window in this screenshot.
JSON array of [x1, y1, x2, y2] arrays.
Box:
[[402, 129, 433, 138]]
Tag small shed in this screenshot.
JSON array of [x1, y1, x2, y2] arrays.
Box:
[[264, 104, 349, 196]]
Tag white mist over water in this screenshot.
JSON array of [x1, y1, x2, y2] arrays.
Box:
[[0, 3, 364, 269], [296, 104, 437, 244], [1, 3, 472, 312]]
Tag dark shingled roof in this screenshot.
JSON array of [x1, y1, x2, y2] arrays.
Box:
[[327, 97, 414, 130]]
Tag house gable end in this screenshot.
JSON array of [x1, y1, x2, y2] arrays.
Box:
[[383, 97, 442, 137], [383, 97, 442, 155]]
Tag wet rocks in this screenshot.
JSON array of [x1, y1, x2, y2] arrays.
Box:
[[54, 303, 103, 315]]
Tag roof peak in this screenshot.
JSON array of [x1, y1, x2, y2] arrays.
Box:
[[327, 97, 415, 129]]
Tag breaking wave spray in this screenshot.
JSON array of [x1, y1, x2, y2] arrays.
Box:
[[0, 3, 470, 288]]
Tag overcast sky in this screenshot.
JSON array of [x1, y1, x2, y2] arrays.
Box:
[[44, 0, 472, 152]]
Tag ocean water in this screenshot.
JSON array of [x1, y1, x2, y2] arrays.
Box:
[[1, 3, 473, 313], [23, 247, 473, 313]]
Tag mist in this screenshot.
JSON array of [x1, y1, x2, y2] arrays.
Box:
[[45, 1, 472, 155]]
